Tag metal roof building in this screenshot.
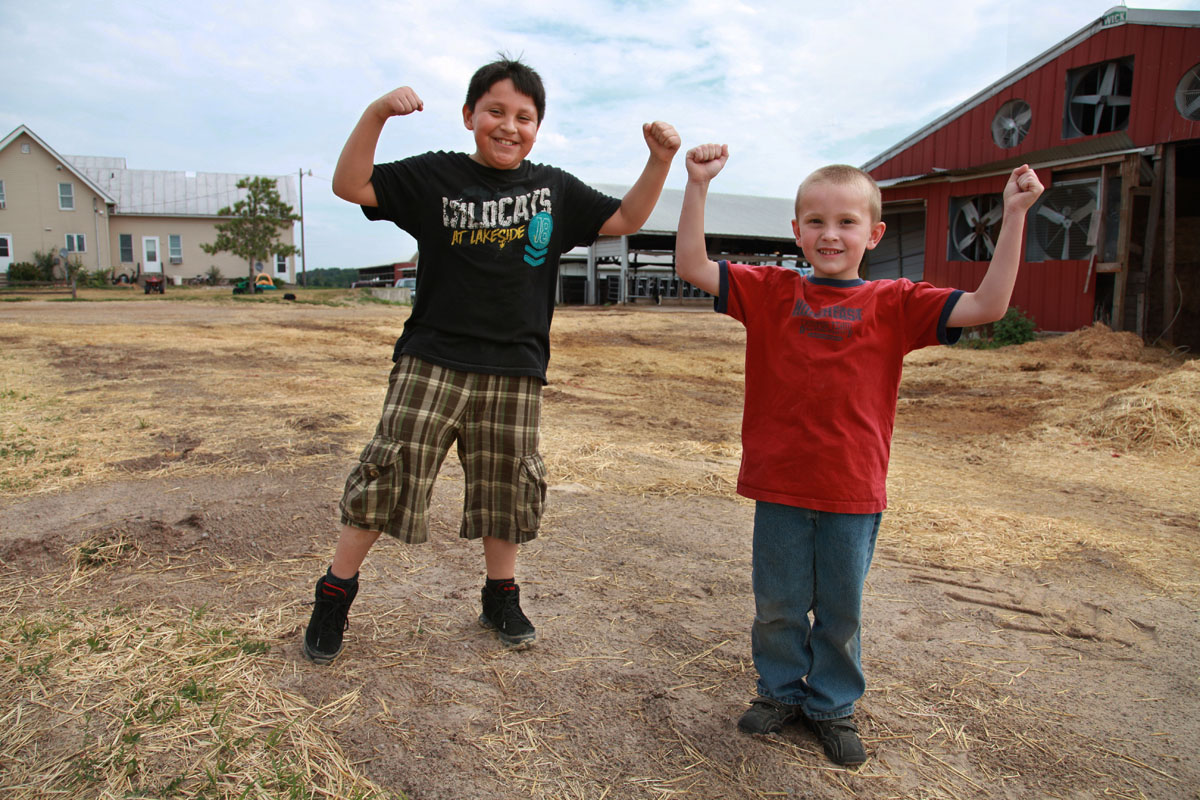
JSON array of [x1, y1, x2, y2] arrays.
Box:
[[576, 183, 800, 304], [0, 124, 298, 285]]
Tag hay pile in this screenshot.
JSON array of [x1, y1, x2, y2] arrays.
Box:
[[1024, 322, 1146, 361], [1067, 360, 1200, 452]]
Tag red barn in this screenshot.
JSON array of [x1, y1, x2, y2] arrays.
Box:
[[862, 6, 1200, 348]]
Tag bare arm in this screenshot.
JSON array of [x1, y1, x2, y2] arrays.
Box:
[[673, 144, 729, 297], [599, 121, 681, 235], [331, 87, 424, 207], [947, 165, 1044, 327]]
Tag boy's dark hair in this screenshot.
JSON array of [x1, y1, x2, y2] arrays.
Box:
[[465, 56, 546, 124]]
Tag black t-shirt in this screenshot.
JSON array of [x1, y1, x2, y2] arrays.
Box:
[[364, 151, 621, 381]]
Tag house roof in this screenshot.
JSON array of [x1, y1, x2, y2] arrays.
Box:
[[591, 182, 795, 240], [0, 125, 116, 204], [862, 6, 1200, 174], [64, 154, 298, 217]]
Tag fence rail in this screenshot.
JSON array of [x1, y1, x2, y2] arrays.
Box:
[[0, 278, 78, 297]]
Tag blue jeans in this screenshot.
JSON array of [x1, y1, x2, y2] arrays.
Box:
[[751, 501, 881, 720]]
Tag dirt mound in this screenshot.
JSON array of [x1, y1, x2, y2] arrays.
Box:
[[1025, 322, 1146, 361], [1068, 360, 1200, 452]]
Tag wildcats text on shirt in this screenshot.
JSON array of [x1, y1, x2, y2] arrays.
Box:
[[442, 188, 553, 231]]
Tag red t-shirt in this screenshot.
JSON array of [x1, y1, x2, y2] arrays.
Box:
[[718, 262, 963, 514]]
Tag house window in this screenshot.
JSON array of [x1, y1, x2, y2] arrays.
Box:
[[119, 234, 134, 263], [65, 234, 86, 253], [21, 144, 30, 154], [169, 234, 183, 263], [0, 179, 6, 209], [275, 253, 288, 274], [59, 182, 75, 210]]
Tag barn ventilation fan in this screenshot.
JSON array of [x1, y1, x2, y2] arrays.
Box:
[[991, 99, 1032, 148], [948, 194, 1003, 261], [1028, 181, 1098, 262], [1065, 58, 1133, 138], [1176, 62, 1200, 121]]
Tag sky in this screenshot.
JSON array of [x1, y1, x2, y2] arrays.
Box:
[[5, 0, 1198, 272]]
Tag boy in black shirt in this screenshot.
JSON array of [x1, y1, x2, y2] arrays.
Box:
[[304, 58, 680, 662]]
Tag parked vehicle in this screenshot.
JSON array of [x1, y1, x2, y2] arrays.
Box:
[[143, 275, 165, 294], [395, 277, 417, 300]]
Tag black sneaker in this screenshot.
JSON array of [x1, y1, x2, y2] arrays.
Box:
[[804, 715, 867, 766], [737, 697, 802, 735], [479, 581, 536, 646], [303, 573, 358, 665]]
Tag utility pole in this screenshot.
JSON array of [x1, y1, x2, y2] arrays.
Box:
[[299, 168, 311, 286]]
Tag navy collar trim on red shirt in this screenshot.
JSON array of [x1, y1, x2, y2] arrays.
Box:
[[806, 275, 865, 287]]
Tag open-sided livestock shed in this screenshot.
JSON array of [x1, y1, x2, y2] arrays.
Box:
[[863, 6, 1200, 348], [565, 184, 800, 305]]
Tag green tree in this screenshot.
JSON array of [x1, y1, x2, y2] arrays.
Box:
[[200, 177, 299, 290]]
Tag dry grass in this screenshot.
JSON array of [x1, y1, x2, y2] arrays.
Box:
[[0, 305, 391, 496], [2, 297, 1198, 799], [1, 558, 397, 798]]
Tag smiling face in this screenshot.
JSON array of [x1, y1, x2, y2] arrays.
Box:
[[463, 78, 540, 170], [791, 177, 887, 281]]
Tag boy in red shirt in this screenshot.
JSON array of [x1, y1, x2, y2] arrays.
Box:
[[675, 143, 1042, 765]]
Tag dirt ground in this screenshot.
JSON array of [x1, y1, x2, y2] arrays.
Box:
[[1, 293, 1198, 800]]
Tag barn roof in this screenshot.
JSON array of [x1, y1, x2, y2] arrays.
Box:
[[862, 6, 1200, 175], [591, 182, 795, 240]]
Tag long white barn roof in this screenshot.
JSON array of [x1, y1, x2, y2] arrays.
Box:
[[591, 182, 795, 240]]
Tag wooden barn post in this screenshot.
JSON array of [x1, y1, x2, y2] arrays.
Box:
[[1136, 150, 1165, 338], [1161, 144, 1178, 347], [1111, 154, 1140, 331]]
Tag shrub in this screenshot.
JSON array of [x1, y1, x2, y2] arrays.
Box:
[[206, 265, 223, 285], [32, 249, 58, 279], [65, 258, 87, 283], [994, 306, 1037, 346], [84, 269, 112, 288], [7, 262, 42, 282]]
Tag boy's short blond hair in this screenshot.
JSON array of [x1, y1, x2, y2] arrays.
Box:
[[795, 164, 883, 224]]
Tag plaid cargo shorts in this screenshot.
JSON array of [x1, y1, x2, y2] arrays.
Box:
[[339, 354, 547, 545]]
